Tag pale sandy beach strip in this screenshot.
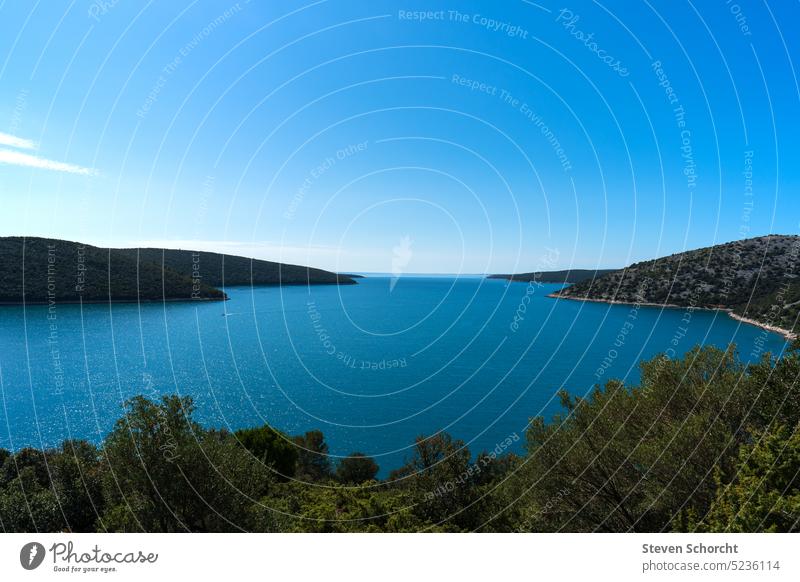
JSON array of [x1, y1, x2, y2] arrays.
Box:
[[727, 312, 797, 341]]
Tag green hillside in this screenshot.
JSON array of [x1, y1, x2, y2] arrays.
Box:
[[555, 235, 800, 334], [118, 247, 356, 287], [0, 237, 356, 304]]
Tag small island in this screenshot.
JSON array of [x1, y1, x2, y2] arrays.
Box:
[[0, 237, 357, 305]]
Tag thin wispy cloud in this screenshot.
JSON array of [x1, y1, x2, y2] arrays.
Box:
[[0, 148, 96, 176], [0, 131, 36, 150]]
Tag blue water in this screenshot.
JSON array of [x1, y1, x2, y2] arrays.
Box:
[[0, 277, 788, 475]]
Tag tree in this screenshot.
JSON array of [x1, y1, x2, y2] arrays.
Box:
[[337, 453, 379, 484], [256, 481, 429, 532], [100, 395, 273, 532], [690, 423, 800, 532], [292, 430, 332, 481], [2, 447, 50, 487], [235, 425, 298, 480], [0, 446, 65, 532], [391, 432, 477, 530], [512, 345, 787, 532], [49, 440, 104, 532]]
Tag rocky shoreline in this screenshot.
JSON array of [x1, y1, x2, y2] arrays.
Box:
[[549, 292, 797, 341], [726, 312, 797, 341]]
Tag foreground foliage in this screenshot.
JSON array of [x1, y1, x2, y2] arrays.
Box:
[[1, 344, 798, 532]]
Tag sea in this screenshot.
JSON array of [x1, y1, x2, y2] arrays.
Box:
[[0, 276, 788, 475]]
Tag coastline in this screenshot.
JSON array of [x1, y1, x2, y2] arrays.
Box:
[[0, 280, 359, 306], [726, 312, 797, 341], [0, 296, 228, 306], [548, 292, 797, 341]]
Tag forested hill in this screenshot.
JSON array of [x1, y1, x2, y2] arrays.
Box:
[[0, 237, 356, 304], [554, 235, 800, 334], [488, 268, 618, 284], [117, 247, 355, 287]]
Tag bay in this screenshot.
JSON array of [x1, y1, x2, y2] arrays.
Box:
[[0, 277, 787, 475]]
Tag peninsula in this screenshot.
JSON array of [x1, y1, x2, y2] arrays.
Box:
[[0, 237, 357, 305]]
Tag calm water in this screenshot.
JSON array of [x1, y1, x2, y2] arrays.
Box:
[[0, 277, 787, 474]]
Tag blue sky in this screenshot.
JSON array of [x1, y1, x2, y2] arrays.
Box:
[[0, 0, 798, 273]]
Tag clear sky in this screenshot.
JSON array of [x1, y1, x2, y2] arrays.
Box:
[[0, 0, 798, 274]]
